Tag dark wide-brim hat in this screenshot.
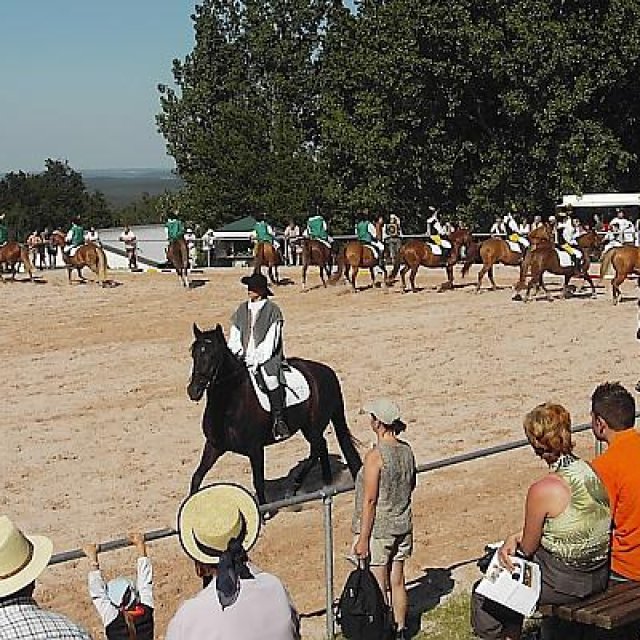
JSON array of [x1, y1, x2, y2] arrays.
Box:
[[241, 273, 273, 296]]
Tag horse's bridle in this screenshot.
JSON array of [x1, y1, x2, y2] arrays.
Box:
[[190, 338, 242, 391]]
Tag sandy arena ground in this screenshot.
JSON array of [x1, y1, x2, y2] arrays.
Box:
[[2, 262, 639, 638]]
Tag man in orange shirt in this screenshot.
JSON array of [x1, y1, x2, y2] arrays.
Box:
[[591, 382, 640, 582]]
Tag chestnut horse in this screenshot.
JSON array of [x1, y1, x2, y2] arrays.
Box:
[[476, 224, 553, 292], [50, 231, 108, 285], [387, 228, 475, 292], [301, 238, 334, 290], [254, 241, 283, 285], [0, 241, 34, 282], [515, 229, 601, 302], [328, 241, 386, 291], [600, 245, 640, 304], [167, 238, 190, 287]]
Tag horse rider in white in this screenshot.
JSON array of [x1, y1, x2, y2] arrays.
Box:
[[503, 211, 530, 249], [558, 216, 583, 268], [609, 209, 635, 244], [426, 207, 452, 249]]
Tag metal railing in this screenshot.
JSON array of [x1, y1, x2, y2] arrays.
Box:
[[47, 414, 617, 639]]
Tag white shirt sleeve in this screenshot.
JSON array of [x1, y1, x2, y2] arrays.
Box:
[[136, 556, 154, 608], [228, 324, 244, 357], [254, 321, 282, 366], [88, 569, 119, 628], [65, 230, 73, 242]]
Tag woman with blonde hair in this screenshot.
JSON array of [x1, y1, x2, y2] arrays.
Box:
[[471, 403, 611, 640], [352, 398, 417, 640]]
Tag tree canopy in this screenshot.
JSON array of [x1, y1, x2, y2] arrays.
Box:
[[158, 0, 640, 232], [0, 160, 113, 241]]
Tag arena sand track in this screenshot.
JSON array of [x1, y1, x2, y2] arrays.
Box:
[[2, 265, 639, 638]]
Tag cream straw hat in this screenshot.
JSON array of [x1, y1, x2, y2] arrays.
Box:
[[177, 483, 261, 565], [0, 516, 53, 597]]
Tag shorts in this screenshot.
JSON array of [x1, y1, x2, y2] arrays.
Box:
[[369, 531, 413, 567]]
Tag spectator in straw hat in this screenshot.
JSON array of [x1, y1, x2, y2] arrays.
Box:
[[166, 482, 300, 640], [0, 515, 91, 639], [83, 532, 154, 640]]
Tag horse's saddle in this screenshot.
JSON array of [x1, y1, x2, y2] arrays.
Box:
[[249, 365, 310, 413], [556, 246, 583, 268], [312, 237, 332, 249], [506, 234, 530, 253], [427, 236, 452, 255], [65, 246, 80, 257]]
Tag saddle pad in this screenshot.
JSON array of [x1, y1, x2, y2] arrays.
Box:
[[365, 244, 379, 259], [313, 238, 332, 249], [555, 248, 582, 268], [249, 365, 310, 413], [427, 243, 443, 255], [507, 240, 522, 253], [64, 247, 79, 257]]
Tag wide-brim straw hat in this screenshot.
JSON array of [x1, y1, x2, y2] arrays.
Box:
[[0, 516, 53, 597], [177, 483, 261, 565]]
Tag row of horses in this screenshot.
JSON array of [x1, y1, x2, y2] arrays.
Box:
[[254, 226, 615, 301], [4, 229, 640, 303], [0, 231, 108, 285]]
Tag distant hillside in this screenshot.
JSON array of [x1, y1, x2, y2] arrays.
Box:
[[82, 168, 184, 208]]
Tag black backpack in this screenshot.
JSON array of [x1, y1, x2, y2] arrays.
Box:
[[336, 564, 394, 640]]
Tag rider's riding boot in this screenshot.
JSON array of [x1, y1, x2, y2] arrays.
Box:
[[378, 252, 385, 271], [268, 385, 291, 442]]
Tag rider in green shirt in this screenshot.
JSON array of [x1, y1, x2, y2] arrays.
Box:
[[305, 214, 331, 245], [65, 218, 85, 253], [165, 212, 185, 243], [0, 213, 8, 245], [355, 214, 385, 267]]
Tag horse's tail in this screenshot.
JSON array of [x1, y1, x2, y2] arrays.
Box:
[[301, 238, 311, 266], [96, 245, 108, 284], [461, 241, 479, 278], [328, 244, 345, 284], [20, 245, 34, 279], [253, 243, 263, 274], [600, 248, 615, 280], [331, 390, 362, 478]]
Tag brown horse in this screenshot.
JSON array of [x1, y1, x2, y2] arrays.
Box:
[[600, 245, 640, 304], [50, 231, 108, 285], [254, 241, 283, 285], [475, 224, 553, 292], [167, 238, 190, 287], [0, 241, 34, 282], [387, 228, 475, 292], [328, 241, 387, 291], [301, 238, 334, 290], [515, 229, 601, 302]]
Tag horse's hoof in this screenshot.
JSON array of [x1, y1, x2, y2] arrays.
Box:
[[262, 508, 278, 522], [512, 293, 522, 302]]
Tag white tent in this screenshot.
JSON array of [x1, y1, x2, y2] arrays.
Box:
[[559, 193, 640, 208]]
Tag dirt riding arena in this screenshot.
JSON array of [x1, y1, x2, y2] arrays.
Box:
[[2, 264, 639, 638]]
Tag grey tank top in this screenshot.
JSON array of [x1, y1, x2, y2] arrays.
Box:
[[352, 440, 416, 537]]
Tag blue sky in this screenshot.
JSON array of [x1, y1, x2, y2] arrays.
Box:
[[0, 1, 196, 172]]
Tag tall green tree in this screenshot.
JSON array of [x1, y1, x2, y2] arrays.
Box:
[[157, 0, 325, 228]]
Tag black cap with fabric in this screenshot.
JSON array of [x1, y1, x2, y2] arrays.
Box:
[[240, 273, 273, 296]]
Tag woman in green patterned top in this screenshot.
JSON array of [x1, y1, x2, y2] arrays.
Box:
[[471, 403, 611, 640]]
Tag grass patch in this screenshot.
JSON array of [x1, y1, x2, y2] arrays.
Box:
[[414, 592, 474, 640]]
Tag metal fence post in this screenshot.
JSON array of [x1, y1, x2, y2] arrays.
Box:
[[323, 493, 335, 640]]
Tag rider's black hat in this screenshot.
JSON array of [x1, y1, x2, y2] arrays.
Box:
[[241, 273, 273, 297]]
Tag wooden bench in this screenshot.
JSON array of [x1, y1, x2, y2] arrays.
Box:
[[538, 581, 640, 639]]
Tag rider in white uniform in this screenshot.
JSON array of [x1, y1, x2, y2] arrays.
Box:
[[426, 207, 451, 249]]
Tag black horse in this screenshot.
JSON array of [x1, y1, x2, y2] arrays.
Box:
[[187, 324, 362, 505]]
